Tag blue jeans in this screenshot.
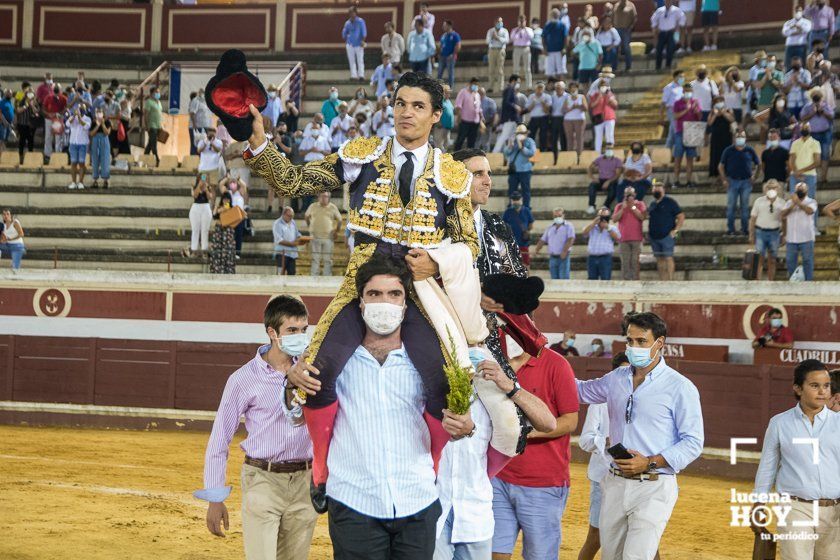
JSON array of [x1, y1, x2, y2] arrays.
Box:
[[789, 174, 818, 227], [587, 253, 613, 280], [786, 241, 814, 280], [785, 44, 807, 72], [0, 242, 25, 270], [508, 171, 532, 207], [602, 47, 618, 69], [433, 509, 492, 560], [755, 228, 781, 257], [726, 178, 752, 234], [491, 478, 569, 559], [90, 133, 111, 180], [438, 54, 457, 89], [549, 254, 571, 279], [618, 28, 633, 71]]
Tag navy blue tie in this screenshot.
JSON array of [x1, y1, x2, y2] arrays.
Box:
[[399, 152, 414, 205]]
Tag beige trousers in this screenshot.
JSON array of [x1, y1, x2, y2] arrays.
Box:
[[778, 500, 840, 560], [488, 48, 506, 92], [240, 463, 319, 560], [512, 46, 532, 89]]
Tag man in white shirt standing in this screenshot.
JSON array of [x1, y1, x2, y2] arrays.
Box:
[[576, 311, 704, 560], [782, 181, 818, 281], [651, 0, 685, 71], [752, 359, 839, 559], [197, 127, 224, 187], [273, 206, 301, 275], [783, 6, 812, 72], [486, 18, 510, 93], [261, 84, 284, 133], [67, 106, 91, 189], [677, 0, 696, 53], [381, 21, 405, 63], [189, 88, 213, 156], [690, 63, 718, 121]]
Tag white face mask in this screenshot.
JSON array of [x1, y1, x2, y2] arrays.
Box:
[[269, 91, 277, 99], [516, 133, 527, 141], [775, 100, 785, 110], [684, 92, 693, 100], [554, 217, 565, 224], [766, 189, 778, 199], [605, 149, 614, 157], [795, 11, 803, 20], [362, 301, 405, 335], [599, 86, 608, 94], [769, 139, 780, 148], [714, 102, 725, 110], [583, 35, 592, 43]]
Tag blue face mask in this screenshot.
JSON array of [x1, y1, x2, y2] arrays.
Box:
[[279, 333, 309, 357], [626, 342, 659, 369], [468, 347, 487, 371], [770, 318, 783, 328], [566, 338, 575, 348], [495, 22, 503, 30]]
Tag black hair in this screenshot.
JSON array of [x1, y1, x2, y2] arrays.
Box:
[[444, 19, 454, 27], [355, 253, 412, 299], [349, 5, 358, 13], [393, 72, 444, 112], [793, 359, 828, 400], [264, 295, 308, 332], [623, 312, 667, 340], [415, 18, 425, 27], [150, 85, 159, 93], [470, 76, 480, 84], [452, 148, 486, 162], [189, 91, 197, 100], [673, 69, 684, 78], [612, 352, 629, 369], [830, 369, 840, 395], [768, 308, 783, 318], [508, 74, 521, 83]]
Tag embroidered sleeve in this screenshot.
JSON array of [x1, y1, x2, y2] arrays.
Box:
[[244, 141, 342, 197], [446, 196, 480, 259]]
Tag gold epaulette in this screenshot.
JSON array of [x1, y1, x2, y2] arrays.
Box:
[[434, 149, 472, 199], [337, 136, 389, 165]]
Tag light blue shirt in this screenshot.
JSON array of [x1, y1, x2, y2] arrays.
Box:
[[342, 17, 367, 47], [407, 29, 436, 62], [576, 358, 704, 474], [272, 217, 300, 259], [370, 63, 393, 98], [503, 136, 536, 172], [753, 404, 840, 500], [326, 345, 437, 518], [661, 81, 684, 110]]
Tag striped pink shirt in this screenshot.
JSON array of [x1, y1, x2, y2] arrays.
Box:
[[197, 345, 312, 501]]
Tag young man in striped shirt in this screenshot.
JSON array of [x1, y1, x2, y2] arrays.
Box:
[[194, 295, 316, 560]]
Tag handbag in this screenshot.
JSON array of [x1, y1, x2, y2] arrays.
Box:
[[219, 206, 246, 228], [682, 121, 706, 148], [117, 121, 126, 142], [590, 112, 605, 125], [156, 128, 169, 144]]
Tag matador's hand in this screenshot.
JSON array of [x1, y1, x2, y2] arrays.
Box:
[[248, 104, 266, 149], [406, 248, 439, 281]]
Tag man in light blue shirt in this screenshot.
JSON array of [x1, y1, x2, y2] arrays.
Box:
[[576, 311, 704, 560], [369, 53, 394, 98], [752, 359, 839, 558], [503, 124, 537, 207], [407, 19, 436, 73], [323, 254, 474, 559], [342, 6, 367, 80], [272, 206, 301, 275]]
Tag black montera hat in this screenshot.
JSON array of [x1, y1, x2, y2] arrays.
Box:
[[205, 49, 268, 141], [482, 274, 544, 315]]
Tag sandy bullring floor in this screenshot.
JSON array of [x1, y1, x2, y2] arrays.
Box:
[[0, 425, 755, 559]]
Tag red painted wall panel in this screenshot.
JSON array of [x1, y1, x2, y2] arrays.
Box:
[[94, 339, 174, 408], [32, 2, 150, 50], [12, 337, 94, 404], [164, 6, 275, 51], [0, 287, 37, 316], [67, 290, 166, 321]]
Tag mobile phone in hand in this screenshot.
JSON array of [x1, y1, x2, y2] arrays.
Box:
[[607, 443, 634, 460]]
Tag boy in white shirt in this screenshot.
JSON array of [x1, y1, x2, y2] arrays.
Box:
[[67, 108, 91, 189]]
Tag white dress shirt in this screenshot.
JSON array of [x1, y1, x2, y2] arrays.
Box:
[[690, 77, 719, 112], [783, 17, 812, 47], [272, 217, 300, 258], [754, 404, 840, 500], [576, 358, 704, 474], [526, 92, 553, 117], [551, 92, 570, 117], [651, 6, 685, 32], [197, 138, 224, 172], [579, 402, 611, 483], [327, 345, 437, 518], [436, 397, 494, 543], [391, 139, 430, 197], [784, 197, 818, 244]]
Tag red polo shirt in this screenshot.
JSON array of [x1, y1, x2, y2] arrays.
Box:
[[42, 94, 67, 117], [496, 348, 580, 488], [756, 324, 794, 344]]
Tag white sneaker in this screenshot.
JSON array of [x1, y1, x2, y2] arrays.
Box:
[[76, 182, 85, 190], [676, 47, 685, 54], [68, 182, 77, 189], [587, 205, 596, 215], [686, 46, 693, 53], [702, 45, 710, 52], [711, 44, 718, 51]]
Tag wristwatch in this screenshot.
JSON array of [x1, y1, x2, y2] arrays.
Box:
[[465, 424, 476, 438], [506, 381, 521, 399], [647, 458, 658, 472]]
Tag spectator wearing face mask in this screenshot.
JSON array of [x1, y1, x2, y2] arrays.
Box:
[[14, 87, 39, 163], [752, 308, 794, 349], [782, 181, 818, 280], [454, 78, 484, 150], [589, 74, 617, 153], [707, 96, 734, 181], [612, 186, 647, 280], [329, 102, 354, 152], [196, 128, 224, 187], [671, 83, 701, 188], [261, 84, 284, 132], [587, 338, 612, 358], [782, 6, 811, 71], [587, 144, 624, 213], [582, 206, 620, 280], [661, 70, 685, 149], [222, 175, 249, 259], [502, 191, 534, 266], [562, 82, 588, 156], [67, 106, 91, 190], [486, 18, 510, 93], [806, 40, 827, 74], [543, 8, 569, 80], [41, 82, 67, 161], [805, 0, 834, 55], [321, 87, 342, 129], [721, 67, 745, 123], [783, 57, 811, 119], [530, 17, 544, 77], [650, 0, 685, 70], [348, 87, 373, 123], [648, 182, 685, 281], [511, 15, 535, 90], [407, 19, 435, 74], [749, 180, 786, 281], [619, 142, 653, 204], [798, 89, 833, 186], [504, 125, 536, 208], [766, 94, 796, 148], [573, 29, 603, 85], [690, 64, 718, 121], [596, 16, 621, 69], [89, 109, 112, 189], [534, 207, 576, 280], [493, 75, 523, 152], [549, 330, 579, 357], [526, 82, 552, 151], [144, 85, 162, 165], [761, 129, 790, 183], [755, 55, 784, 110], [188, 89, 212, 156]]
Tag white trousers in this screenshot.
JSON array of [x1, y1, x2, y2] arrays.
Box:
[[309, 237, 334, 276], [44, 122, 64, 158], [493, 121, 517, 153], [189, 203, 213, 251], [778, 500, 840, 560], [346, 45, 365, 79], [599, 472, 679, 560], [594, 119, 616, 154]]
